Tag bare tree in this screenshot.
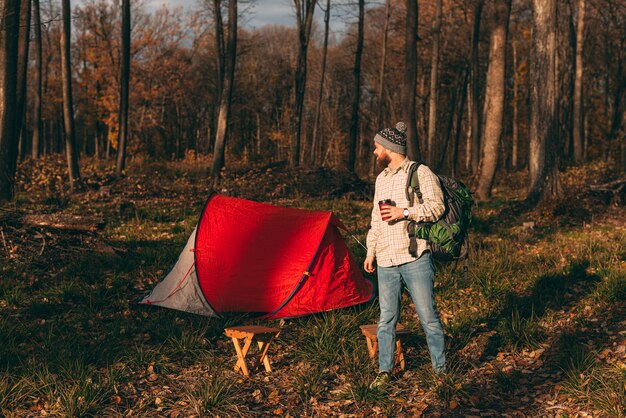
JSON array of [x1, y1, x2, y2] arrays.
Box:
[[527, 0, 562, 204], [348, 0, 364, 172], [427, 0, 442, 166], [311, 0, 330, 165], [213, 0, 225, 102], [468, 0, 484, 173], [0, 0, 21, 201], [115, 0, 130, 178], [404, 0, 420, 161], [32, 0, 42, 159], [291, 0, 317, 167], [512, 36, 519, 169], [451, 68, 469, 177], [572, 0, 585, 162], [372, 0, 391, 175], [211, 0, 237, 178], [16, 0, 30, 161], [61, 0, 80, 190], [475, 0, 512, 201]]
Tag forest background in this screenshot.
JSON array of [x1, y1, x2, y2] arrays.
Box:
[[0, 0, 624, 416]]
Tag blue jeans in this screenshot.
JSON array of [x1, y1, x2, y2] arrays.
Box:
[[377, 253, 445, 372]]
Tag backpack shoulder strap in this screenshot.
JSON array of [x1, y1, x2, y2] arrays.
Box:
[[405, 162, 423, 205]]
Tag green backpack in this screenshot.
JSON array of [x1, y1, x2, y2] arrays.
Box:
[[405, 163, 474, 262]]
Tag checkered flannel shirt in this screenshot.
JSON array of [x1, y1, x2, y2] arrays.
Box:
[[366, 158, 445, 268]]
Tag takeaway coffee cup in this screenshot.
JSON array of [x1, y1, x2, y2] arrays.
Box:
[[378, 199, 393, 221]]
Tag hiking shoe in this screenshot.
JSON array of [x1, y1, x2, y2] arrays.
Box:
[[369, 372, 391, 389]]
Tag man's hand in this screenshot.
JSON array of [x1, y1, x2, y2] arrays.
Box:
[[364, 256, 376, 273], [380, 205, 405, 222]]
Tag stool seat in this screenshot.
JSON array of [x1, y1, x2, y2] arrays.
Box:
[[224, 325, 280, 377], [360, 323, 409, 371], [359, 323, 409, 339]]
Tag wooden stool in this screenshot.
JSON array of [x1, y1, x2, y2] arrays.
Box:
[[224, 325, 280, 377], [360, 323, 410, 371]]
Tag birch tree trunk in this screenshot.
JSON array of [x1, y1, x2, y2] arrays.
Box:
[[475, 0, 511, 201], [572, 0, 585, 163]]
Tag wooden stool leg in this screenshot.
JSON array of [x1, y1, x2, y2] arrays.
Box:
[[256, 334, 277, 372], [365, 337, 376, 359], [231, 336, 253, 376], [395, 339, 405, 371]]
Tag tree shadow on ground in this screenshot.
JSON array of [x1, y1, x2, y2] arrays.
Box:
[[445, 260, 609, 415]]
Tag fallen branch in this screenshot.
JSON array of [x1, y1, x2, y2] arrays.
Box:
[[21, 214, 105, 232], [589, 178, 625, 205]]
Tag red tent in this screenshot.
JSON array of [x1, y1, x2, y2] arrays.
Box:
[[142, 194, 373, 319]]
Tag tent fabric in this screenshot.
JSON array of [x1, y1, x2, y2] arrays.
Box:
[[140, 227, 217, 316], [143, 194, 373, 319]]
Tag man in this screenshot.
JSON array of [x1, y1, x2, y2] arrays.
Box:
[[364, 121, 446, 389]]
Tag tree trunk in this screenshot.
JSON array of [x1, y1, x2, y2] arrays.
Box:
[[475, 0, 511, 201], [211, 0, 237, 178], [0, 0, 21, 201], [348, 0, 364, 172], [452, 68, 469, 178], [291, 0, 317, 167], [213, 0, 225, 103], [115, 0, 131, 178], [512, 38, 519, 169], [404, 0, 420, 161], [256, 111, 261, 156], [427, 0, 442, 166], [311, 0, 330, 165], [470, 0, 484, 173], [31, 0, 42, 159], [15, 0, 30, 164], [465, 80, 472, 170], [438, 67, 467, 173], [61, 0, 80, 190], [527, 0, 562, 205], [373, 0, 391, 175]]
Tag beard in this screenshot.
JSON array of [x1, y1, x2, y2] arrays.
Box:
[[376, 152, 391, 168]]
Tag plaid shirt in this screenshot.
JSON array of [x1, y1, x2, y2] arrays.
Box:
[[366, 158, 445, 267]]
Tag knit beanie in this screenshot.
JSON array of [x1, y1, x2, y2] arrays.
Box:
[[374, 122, 407, 154]]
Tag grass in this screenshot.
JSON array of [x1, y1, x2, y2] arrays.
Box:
[[416, 359, 469, 406], [0, 374, 31, 414], [560, 354, 626, 417], [1, 160, 624, 416], [184, 366, 241, 417], [28, 360, 114, 417], [496, 307, 544, 352], [592, 267, 626, 302], [292, 310, 362, 368], [294, 365, 328, 406]]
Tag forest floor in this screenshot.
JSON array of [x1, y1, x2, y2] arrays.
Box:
[[1, 156, 624, 417]]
